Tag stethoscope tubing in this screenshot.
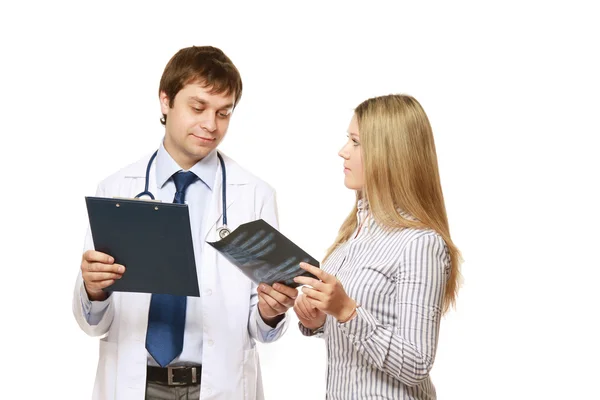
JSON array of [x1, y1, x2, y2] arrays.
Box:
[[135, 150, 229, 236]]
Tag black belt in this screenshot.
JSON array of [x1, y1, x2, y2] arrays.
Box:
[[147, 365, 201, 386]]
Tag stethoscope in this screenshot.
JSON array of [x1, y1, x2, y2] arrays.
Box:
[[135, 150, 231, 239]]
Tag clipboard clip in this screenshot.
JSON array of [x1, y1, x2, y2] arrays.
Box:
[[112, 196, 163, 210], [112, 196, 163, 203]]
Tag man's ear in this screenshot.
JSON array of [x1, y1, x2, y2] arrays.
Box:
[[159, 91, 171, 115]]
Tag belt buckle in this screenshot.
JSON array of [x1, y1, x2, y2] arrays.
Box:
[[167, 366, 186, 386], [167, 366, 198, 386]]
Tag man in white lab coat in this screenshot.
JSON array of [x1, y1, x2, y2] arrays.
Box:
[[72, 46, 296, 400]]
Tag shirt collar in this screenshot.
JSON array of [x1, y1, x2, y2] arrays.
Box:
[[155, 139, 218, 191], [357, 198, 369, 211], [356, 198, 418, 223]]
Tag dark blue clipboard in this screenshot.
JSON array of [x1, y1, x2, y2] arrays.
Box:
[[85, 196, 200, 297]]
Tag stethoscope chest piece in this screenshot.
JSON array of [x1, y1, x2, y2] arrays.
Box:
[[217, 226, 231, 239]]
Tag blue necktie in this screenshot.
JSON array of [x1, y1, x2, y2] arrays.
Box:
[[146, 171, 198, 367]]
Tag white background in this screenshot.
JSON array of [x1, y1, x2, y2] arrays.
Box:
[[1, 1, 599, 399]]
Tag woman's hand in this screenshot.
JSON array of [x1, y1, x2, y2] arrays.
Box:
[[294, 262, 357, 322], [293, 293, 326, 330]]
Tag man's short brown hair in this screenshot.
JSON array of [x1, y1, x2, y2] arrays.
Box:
[[158, 46, 243, 125]]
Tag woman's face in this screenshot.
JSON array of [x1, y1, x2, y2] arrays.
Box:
[[339, 114, 364, 190]]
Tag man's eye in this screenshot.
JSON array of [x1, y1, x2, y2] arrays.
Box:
[[192, 107, 205, 113], [217, 111, 231, 118]]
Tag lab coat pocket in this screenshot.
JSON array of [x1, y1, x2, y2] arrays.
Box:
[[93, 339, 117, 400], [242, 348, 258, 399]]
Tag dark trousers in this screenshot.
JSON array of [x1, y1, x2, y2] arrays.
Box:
[[145, 381, 200, 400]]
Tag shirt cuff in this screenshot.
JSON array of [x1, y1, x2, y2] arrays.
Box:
[[255, 310, 287, 335], [80, 284, 111, 317], [298, 321, 325, 337], [338, 306, 377, 342]]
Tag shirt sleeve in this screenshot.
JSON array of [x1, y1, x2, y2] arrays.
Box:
[[72, 181, 115, 336], [79, 282, 112, 325]]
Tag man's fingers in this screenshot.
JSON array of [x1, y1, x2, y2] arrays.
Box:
[[258, 292, 283, 314], [83, 250, 114, 264], [259, 284, 294, 308], [272, 282, 298, 299], [86, 262, 125, 274], [87, 272, 123, 282], [82, 261, 124, 290]]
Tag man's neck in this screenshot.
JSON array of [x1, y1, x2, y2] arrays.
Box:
[[163, 139, 201, 171]]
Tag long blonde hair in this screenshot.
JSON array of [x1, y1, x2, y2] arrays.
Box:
[[324, 94, 461, 313]]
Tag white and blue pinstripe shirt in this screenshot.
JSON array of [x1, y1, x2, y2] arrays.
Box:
[[300, 201, 450, 399]]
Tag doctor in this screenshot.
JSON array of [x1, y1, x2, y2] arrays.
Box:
[[72, 46, 297, 400]]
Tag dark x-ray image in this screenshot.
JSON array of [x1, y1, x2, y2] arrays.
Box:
[[207, 219, 319, 288]]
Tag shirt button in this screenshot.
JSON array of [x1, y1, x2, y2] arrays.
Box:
[[208, 340, 214, 346], [205, 289, 212, 296]]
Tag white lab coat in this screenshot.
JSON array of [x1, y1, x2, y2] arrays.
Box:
[[72, 151, 289, 400]]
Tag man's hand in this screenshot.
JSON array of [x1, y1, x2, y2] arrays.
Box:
[[294, 293, 326, 330], [81, 250, 125, 301], [257, 282, 297, 327]]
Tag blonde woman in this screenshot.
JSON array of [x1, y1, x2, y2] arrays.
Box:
[[294, 94, 461, 399]]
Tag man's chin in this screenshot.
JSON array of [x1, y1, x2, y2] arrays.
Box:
[[186, 145, 214, 160]]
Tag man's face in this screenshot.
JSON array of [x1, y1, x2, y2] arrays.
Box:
[[160, 82, 235, 169]]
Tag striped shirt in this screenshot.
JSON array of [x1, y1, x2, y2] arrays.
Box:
[[300, 200, 450, 399]]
